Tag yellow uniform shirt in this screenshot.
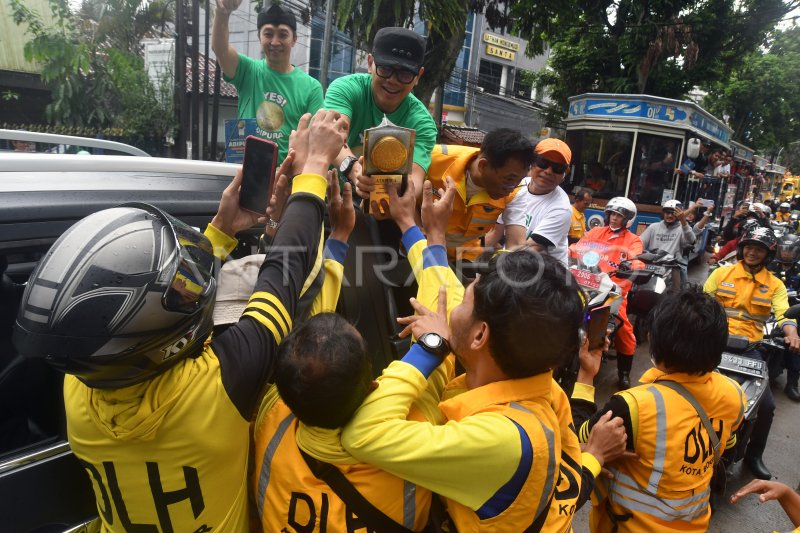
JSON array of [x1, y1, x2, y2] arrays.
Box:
[[65, 173, 328, 532], [568, 206, 586, 241], [704, 262, 795, 342], [426, 145, 522, 261], [342, 227, 599, 532]]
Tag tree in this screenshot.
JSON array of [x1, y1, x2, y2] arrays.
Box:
[[76, 0, 174, 55], [510, 0, 799, 125], [10, 0, 174, 138], [704, 26, 800, 158], [10, 0, 114, 127]]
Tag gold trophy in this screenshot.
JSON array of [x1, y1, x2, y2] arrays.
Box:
[[363, 117, 415, 216]]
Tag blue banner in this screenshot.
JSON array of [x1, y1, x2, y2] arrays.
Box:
[[568, 95, 731, 145], [224, 118, 259, 164]]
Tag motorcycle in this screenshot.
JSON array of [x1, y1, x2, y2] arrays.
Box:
[[716, 304, 800, 463], [627, 250, 682, 339], [555, 250, 624, 395]]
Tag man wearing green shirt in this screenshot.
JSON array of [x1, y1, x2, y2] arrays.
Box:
[[324, 27, 438, 209], [212, 1, 323, 161]]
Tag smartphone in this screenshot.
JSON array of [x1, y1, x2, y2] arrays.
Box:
[[586, 305, 611, 350], [698, 198, 715, 208], [240, 136, 278, 215]]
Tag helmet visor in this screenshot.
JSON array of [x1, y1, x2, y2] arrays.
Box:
[[162, 214, 215, 314]]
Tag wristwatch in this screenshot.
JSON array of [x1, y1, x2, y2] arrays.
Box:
[[339, 155, 359, 178], [417, 332, 451, 358]]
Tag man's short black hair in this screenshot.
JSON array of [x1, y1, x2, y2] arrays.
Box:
[[275, 313, 372, 428], [649, 287, 728, 374], [472, 251, 583, 378], [480, 128, 535, 170], [575, 190, 593, 203]]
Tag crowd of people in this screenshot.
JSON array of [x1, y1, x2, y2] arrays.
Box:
[[9, 2, 800, 532]]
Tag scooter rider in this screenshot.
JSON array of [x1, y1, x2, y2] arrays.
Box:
[[769, 233, 800, 401], [638, 199, 696, 289], [572, 197, 643, 390], [704, 226, 800, 480], [776, 202, 793, 223]]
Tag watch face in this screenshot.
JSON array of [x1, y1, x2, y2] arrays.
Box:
[[422, 333, 442, 349], [340, 157, 355, 174]]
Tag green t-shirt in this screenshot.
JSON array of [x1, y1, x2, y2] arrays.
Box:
[[324, 73, 437, 172], [225, 54, 324, 160]]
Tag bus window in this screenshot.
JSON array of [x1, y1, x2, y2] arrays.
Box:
[[628, 134, 681, 205], [565, 130, 633, 200]]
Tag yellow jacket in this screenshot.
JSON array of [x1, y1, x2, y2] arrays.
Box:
[[589, 369, 745, 533], [704, 262, 795, 341], [426, 145, 522, 261], [251, 234, 453, 532], [65, 173, 327, 532], [568, 206, 586, 240], [342, 227, 600, 532]]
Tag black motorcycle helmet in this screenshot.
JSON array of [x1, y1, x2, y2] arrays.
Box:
[[777, 233, 800, 265], [13, 203, 217, 389], [737, 218, 761, 238], [736, 226, 778, 264]]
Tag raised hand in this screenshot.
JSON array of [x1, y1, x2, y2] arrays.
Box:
[[421, 177, 456, 247], [303, 109, 349, 175], [396, 287, 450, 344], [211, 168, 263, 237], [382, 178, 417, 233], [328, 169, 355, 242], [215, 0, 242, 16]]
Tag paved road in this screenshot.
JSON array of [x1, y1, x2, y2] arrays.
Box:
[[571, 257, 800, 533]]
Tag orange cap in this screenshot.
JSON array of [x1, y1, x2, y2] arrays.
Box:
[[535, 138, 572, 165]]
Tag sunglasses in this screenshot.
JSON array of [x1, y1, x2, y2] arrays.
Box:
[[534, 156, 568, 174], [375, 65, 417, 84]]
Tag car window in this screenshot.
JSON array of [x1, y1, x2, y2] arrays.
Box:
[[0, 249, 66, 458]]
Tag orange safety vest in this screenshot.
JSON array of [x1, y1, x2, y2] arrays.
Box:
[[252, 398, 431, 532], [546, 380, 590, 532], [441, 372, 563, 532], [427, 144, 522, 261], [590, 370, 745, 533], [707, 262, 784, 342]]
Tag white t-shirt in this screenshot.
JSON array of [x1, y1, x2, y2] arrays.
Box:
[[499, 177, 572, 265]]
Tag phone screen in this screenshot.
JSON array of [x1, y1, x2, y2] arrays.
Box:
[[240, 136, 278, 215], [586, 305, 611, 350]]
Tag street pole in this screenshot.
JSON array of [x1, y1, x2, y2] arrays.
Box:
[[202, 0, 210, 160], [319, 0, 335, 90], [175, 0, 188, 159], [191, 0, 201, 160]]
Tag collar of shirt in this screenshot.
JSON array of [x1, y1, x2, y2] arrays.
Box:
[[438, 371, 553, 421], [638, 367, 714, 386], [730, 261, 772, 285]]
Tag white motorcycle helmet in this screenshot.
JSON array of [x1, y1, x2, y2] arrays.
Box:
[[753, 202, 771, 216], [662, 200, 684, 211], [780, 202, 791, 210], [604, 197, 637, 229]]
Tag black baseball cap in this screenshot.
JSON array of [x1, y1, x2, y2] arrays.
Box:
[[372, 27, 427, 72], [257, 3, 296, 33]]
